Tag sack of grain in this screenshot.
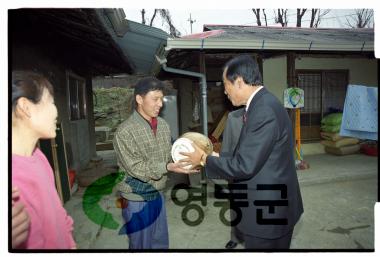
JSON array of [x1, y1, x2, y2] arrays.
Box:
[[324, 144, 360, 155], [320, 131, 345, 142], [320, 137, 359, 148], [320, 124, 341, 133]]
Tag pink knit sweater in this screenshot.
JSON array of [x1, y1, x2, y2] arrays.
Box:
[[12, 148, 76, 249]]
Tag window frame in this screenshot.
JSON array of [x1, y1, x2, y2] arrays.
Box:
[[295, 69, 349, 142], [66, 71, 87, 121]]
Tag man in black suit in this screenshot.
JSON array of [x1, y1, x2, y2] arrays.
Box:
[[181, 55, 303, 249], [220, 108, 245, 249]]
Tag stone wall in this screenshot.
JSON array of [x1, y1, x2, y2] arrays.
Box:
[[93, 87, 135, 134]]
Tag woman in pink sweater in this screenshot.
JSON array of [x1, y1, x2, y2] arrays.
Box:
[[11, 71, 76, 249]]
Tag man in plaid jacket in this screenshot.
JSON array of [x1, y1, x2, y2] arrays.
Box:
[[113, 77, 191, 249]]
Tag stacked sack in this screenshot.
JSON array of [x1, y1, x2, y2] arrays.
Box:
[[320, 113, 360, 155]]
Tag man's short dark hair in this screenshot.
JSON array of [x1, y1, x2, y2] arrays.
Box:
[[223, 55, 263, 86], [134, 77, 164, 97]]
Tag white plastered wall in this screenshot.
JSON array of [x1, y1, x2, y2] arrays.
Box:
[[296, 57, 378, 87], [263, 55, 288, 103]]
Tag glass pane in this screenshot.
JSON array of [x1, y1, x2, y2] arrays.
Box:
[[68, 75, 86, 121], [78, 81, 86, 119], [298, 73, 321, 114], [322, 71, 348, 115], [69, 77, 79, 120], [298, 73, 322, 141]]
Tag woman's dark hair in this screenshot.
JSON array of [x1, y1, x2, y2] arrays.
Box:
[[223, 55, 263, 86], [12, 71, 54, 113]]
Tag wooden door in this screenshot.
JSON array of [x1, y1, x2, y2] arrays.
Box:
[[39, 123, 71, 203]]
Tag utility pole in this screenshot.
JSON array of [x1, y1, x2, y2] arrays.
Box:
[[188, 13, 196, 34]]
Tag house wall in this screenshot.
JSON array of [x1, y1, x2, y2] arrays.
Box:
[[262, 55, 378, 105], [296, 56, 377, 154], [262, 54, 377, 155], [171, 53, 377, 157], [263, 55, 288, 103], [296, 57, 378, 86], [176, 78, 194, 135], [12, 44, 96, 172]]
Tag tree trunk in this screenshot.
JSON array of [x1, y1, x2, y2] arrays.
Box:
[[141, 9, 146, 25], [310, 9, 318, 28], [263, 9, 268, 26], [275, 9, 288, 27], [296, 8, 307, 27], [252, 9, 262, 26]]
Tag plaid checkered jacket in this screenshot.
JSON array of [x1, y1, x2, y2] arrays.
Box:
[[113, 111, 171, 201]]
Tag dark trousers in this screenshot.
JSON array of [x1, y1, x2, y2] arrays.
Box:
[[121, 192, 169, 249], [230, 207, 242, 243], [243, 229, 293, 249]]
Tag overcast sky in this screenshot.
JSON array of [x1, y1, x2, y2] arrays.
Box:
[[123, 9, 373, 36]]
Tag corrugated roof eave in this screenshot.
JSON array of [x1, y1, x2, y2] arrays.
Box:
[[166, 38, 374, 52]]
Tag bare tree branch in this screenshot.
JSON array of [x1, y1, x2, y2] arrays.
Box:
[[149, 9, 158, 26], [274, 9, 288, 27], [314, 9, 330, 28], [346, 9, 374, 28], [139, 9, 181, 37], [263, 9, 268, 26], [284, 9, 289, 26], [296, 8, 307, 27], [158, 9, 181, 37], [252, 9, 262, 26], [309, 9, 318, 28]]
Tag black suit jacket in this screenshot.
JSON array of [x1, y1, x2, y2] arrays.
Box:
[[206, 88, 303, 239]]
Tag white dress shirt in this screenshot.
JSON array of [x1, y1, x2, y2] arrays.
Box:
[[245, 86, 264, 111]]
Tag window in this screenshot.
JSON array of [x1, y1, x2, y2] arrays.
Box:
[[67, 71, 86, 121], [297, 70, 348, 142]]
